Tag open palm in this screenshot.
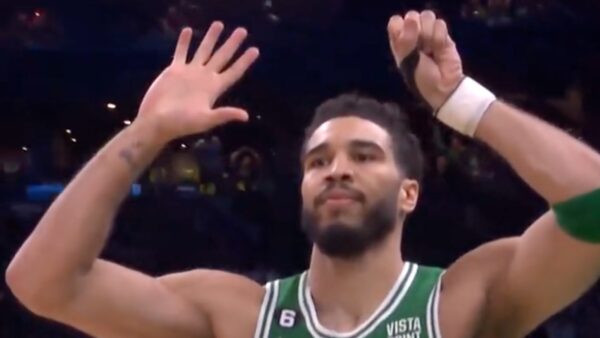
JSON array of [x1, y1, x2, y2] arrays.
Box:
[[137, 22, 259, 142]]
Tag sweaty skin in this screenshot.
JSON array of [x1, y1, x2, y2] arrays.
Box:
[[6, 10, 600, 338]]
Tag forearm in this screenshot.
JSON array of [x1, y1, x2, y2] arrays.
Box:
[[6, 119, 164, 304], [474, 101, 600, 204]]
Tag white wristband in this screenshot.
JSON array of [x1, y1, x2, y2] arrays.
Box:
[[435, 77, 496, 137]]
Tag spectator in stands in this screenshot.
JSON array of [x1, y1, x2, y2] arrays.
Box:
[[194, 136, 225, 196], [229, 146, 263, 193], [171, 151, 200, 194]]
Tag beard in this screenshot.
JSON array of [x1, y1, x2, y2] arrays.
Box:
[[301, 189, 399, 259]]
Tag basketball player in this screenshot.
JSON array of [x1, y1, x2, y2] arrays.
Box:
[[6, 10, 600, 338]]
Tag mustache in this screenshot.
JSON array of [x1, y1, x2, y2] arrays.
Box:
[[314, 183, 366, 207]]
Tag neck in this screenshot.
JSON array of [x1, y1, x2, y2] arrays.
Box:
[[307, 227, 404, 326]]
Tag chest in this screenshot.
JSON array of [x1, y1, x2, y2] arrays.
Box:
[[268, 310, 430, 338], [258, 263, 445, 338]]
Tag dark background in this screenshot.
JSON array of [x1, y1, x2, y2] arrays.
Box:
[[1, 0, 599, 337]]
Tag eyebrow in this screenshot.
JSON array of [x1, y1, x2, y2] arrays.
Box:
[[302, 139, 385, 162], [301, 143, 329, 163]]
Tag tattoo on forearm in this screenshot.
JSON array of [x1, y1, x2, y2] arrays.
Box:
[[118, 141, 143, 171]]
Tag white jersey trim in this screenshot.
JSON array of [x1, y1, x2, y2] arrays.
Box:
[[433, 273, 444, 338], [357, 264, 418, 338], [426, 279, 435, 338], [426, 271, 444, 338], [299, 262, 416, 338], [262, 280, 280, 338], [253, 282, 273, 338]]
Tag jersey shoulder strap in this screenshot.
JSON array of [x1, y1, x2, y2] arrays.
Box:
[[389, 263, 445, 338], [253, 273, 303, 338]]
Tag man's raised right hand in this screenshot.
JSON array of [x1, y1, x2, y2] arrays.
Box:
[[136, 22, 260, 143]]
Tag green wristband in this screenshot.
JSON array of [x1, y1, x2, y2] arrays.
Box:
[[553, 187, 600, 243]]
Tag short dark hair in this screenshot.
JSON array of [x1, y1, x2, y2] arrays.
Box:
[[302, 93, 424, 183]]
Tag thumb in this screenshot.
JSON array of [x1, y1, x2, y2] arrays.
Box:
[[213, 107, 249, 124]]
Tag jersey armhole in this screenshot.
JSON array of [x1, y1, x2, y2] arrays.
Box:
[[253, 282, 273, 338], [253, 281, 280, 338], [426, 271, 444, 338]]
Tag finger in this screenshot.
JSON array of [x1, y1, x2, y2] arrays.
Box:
[[432, 19, 449, 59], [172, 27, 193, 65], [387, 15, 404, 65], [220, 47, 260, 89], [405, 10, 421, 30], [206, 27, 248, 72], [192, 21, 224, 65], [420, 10, 436, 55], [387, 15, 404, 38], [391, 11, 420, 63], [432, 20, 463, 82], [212, 107, 249, 123]]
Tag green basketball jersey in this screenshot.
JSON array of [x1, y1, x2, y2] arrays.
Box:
[[254, 262, 444, 338]]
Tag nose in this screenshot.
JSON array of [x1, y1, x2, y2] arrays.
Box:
[[325, 155, 354, 183]]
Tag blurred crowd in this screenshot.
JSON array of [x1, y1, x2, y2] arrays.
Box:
[[0, 0, 582, 50], [1, 99, 598, 337]]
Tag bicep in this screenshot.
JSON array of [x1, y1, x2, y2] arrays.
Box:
[[51, 260, 210, 338], [488, 211, 600, 335]]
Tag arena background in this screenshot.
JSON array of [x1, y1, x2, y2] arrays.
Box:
[[1, 0, 599, 337]]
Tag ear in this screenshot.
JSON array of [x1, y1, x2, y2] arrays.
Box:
[[398, 179, 420, 214]]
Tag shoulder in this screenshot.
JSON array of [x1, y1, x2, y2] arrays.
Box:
[[438, 237, 520, 338], [158, 269, 266, 337], [269, 271, 304, 286], [261, 271, 305, 302], [414, 263, 445, 277]]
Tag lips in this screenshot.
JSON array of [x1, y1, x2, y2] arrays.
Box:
[[315, 187, 364, 207], [323, 189, 358, 200]]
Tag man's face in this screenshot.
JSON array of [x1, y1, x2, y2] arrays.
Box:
[[300, 116, 406, 259]]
